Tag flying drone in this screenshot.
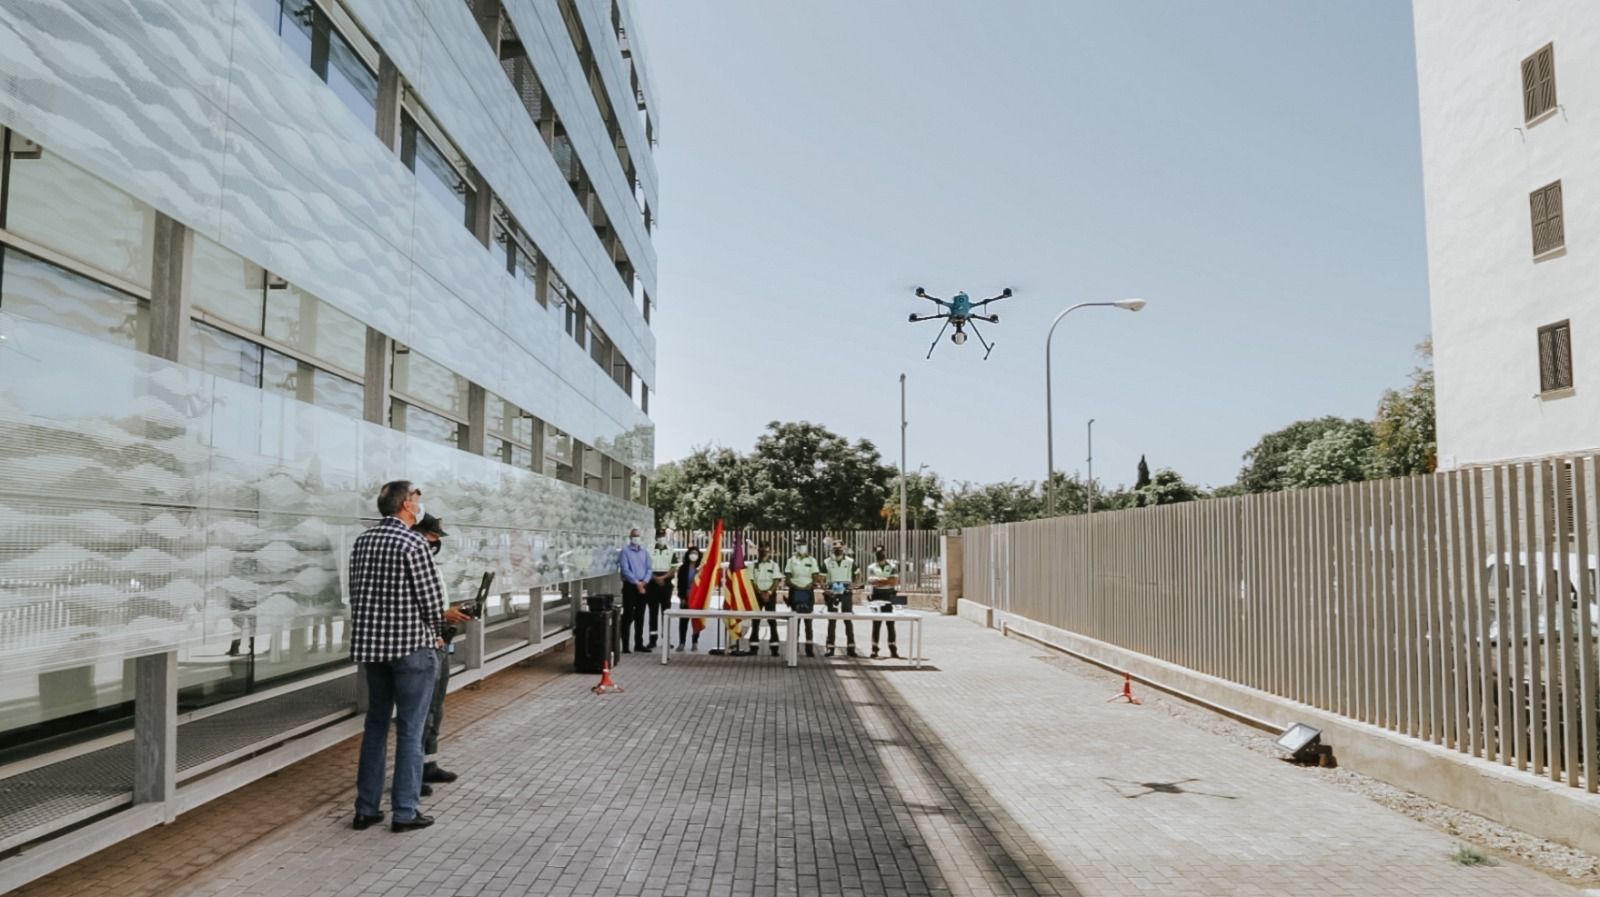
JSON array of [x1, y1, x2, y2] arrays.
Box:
[[908, 286, 1013, 359]]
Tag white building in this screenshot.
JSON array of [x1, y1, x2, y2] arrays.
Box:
[[1414, 1, 1600, 467]]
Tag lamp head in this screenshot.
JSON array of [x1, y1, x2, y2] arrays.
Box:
[[1113, 299, 1147, 312]]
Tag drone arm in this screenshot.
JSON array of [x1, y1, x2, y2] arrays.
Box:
[[976, 314, 1000, 324], [914, 291, 949, 307], [971, 290, 1013, 309], [908, 312, 947, 323]]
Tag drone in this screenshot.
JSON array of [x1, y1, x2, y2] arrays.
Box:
[[908, 286, 1013, 359]]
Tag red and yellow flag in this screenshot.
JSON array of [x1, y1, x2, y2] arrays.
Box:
[[686, 520, 723, 633]]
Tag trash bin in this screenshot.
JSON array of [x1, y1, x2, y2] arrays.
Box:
[[575, 594, 620, 673]]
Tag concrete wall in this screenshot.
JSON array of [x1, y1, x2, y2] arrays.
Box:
[[1415, 1, 1600, 466]]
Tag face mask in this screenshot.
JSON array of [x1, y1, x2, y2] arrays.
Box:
[[687, 554, 700, 564], [429, 541, 441, 557], [796, 545, 809, 556], [630, 536, 641, 546], [414, 501, 426, 520]]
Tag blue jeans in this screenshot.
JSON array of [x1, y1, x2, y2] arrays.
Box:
[[356, 647, 437, 821]]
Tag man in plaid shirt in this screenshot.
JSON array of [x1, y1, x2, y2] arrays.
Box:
[[349, 480, 443, 833]]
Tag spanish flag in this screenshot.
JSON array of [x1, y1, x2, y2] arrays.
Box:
[[686, 520, 723, 633]]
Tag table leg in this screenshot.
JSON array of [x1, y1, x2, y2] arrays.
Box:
[[661, 618, 669, 665], [786, 613, 798, 667]]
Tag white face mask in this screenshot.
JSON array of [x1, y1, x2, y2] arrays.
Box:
[[796, 545, 809, 556], [414, 501, 426, 520], [630, 536, 641, 546]]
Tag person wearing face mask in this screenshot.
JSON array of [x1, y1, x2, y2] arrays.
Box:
[[785, 541, 823, 657], [618, 527, 652, 653], [866, 544, 902, 659], [822, 542, 859, 657], [747, 542, 784, 656], [674, 545, 703, 652], [646, 529, 676, 650], [411, 514, 474, 791]]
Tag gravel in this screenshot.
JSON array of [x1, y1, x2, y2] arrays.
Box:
[[1030, 651, 1600, 888]]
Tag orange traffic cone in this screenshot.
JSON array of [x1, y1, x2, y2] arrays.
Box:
[[1107, 672, 1142, 705], [592, 660, 624, 695]]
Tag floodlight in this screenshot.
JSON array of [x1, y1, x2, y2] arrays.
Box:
[[1275, 722, 1333, 766]]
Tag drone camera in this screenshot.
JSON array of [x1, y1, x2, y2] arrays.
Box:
[[952, 331, 967, 345]]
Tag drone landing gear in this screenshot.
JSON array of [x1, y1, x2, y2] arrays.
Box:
[[924, 318, 952, 360], [967, 321, 996, 360]]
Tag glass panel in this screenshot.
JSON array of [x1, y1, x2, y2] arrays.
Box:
[[264, 284, 364, 373], [410, 125, 469, 227], [4, 143, 156, 288], [391, 346, 468, 417], [392, 399, 463, 449], [279, 0, 316, 66], [326, 29, 379, 130], [314, 368, 363, 418], [262, 347, 308, 403], [485, 393, 508, 436], [191, 320, 263, 386], [510, 412, 533, 446], [0, 248, 148, 350], [0, 664, 131, 750], [510, 444, 532, 469], [244, 0, 282, 30], [487, 435, 509, 463], [191, 236, 266, 333], [512, 243, 540, 306]]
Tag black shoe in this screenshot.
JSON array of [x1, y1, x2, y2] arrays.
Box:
[[847, 645, 858, 657], [420, 784, 433, 797], [423, 763, 457, 784], [634, 643, 647, 653], [647, 638, 658, 649], [622, 645, 631, 654], [825, 646, 835, 657], [805, 644, 815, 657], [391, 813, 435, 833], [769, 644, 779, 656], [871, 648, 880, 658], [353, 813, 384, 831], [889, 646, 901, 659]]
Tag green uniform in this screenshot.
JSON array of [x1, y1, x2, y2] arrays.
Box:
[[750, 559, 783, 591], [866, 560, 898, 589], [650, 545, 676, 574], [785, 555, 821, 589], [823, 555, 856, 588]]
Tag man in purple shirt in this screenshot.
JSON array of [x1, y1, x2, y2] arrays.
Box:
[[618, 527, 652, 652]]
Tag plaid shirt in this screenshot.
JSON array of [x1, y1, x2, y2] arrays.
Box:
[[348, 516, 443, 663]]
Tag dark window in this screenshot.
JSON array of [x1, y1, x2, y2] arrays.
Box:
[[267, 1, 378, 130], [1538, 320, 1573, 393], [401, 113, 473, 229], [1521, 43, 1557, 123], [1530, 180, 1564, 257]]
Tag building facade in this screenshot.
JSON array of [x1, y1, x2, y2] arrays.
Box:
[[1414, 1, 1600, 468], [0, 0, 657, 881]]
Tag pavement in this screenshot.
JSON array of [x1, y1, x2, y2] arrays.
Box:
[[14, 615, 1590, 897]]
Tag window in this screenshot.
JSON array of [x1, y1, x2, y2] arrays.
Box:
[[192, 319, 265, 385], [264, 282, 365, 374], [494, 201, 545, 308], [260, 1, 380, 131], [1530, 180, 1564, 257], [3, 132, 156, 289], [1521, 43, 1557, 124], [391, 343, 469, 417], [0, 247, 148, 350], [401, 111, 475, 230], [1538, 320, 1573, 394], [544, 424, 574, 481], [192, 235, 267, 333], [486, 392, 538, 469], [391, 399, 466, 449]]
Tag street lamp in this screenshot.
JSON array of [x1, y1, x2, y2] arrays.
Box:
[[1045, 299, 1146, 516]]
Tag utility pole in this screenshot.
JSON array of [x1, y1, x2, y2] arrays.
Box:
[[900, 373, 908, 588], [1086, 418, 1095, 515]]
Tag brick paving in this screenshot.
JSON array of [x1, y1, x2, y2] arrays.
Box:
[[15, 618, 1591, 897]]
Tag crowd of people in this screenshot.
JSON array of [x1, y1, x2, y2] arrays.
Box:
[[343, 482, 913, 834], [617, 529, 907, 659]]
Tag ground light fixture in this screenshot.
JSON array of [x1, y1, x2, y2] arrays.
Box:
[[1275, 722, 1335, 767]]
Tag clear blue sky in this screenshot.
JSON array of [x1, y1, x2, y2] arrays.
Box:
[[631, 0, 1430, 490]]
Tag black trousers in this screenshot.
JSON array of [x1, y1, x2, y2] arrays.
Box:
[[871, 588, 898, 648], [645, 576, 672, 643], [622, 582, 648, 648], [825, 589, 855, 646], [752, 591, 780, 643], [789, 589, 815, 644]]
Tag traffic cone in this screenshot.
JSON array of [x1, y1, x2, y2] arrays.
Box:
[[1107, 673, 1142, 705], [592, 660, 624, 695]]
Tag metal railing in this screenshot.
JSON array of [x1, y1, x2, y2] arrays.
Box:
[[963, 456, 1600, 794], [667, 529, 944, 592]]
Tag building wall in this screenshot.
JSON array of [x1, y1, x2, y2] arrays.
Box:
[[0, 0, 658, 737], [1414, 0, 1600, 467]]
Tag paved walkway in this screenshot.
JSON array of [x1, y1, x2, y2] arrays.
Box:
[[17, 617, 1590, 897]]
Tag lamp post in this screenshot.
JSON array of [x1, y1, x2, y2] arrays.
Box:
[[1086, 418, 1095, 515], [1045, 300, 1146, 516]]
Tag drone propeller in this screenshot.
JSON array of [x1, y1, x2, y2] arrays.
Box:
[[971, 287, 1014, 309]]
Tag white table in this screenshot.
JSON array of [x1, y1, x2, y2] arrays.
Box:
[[660, 609, 800, 666], [659, 608, 927, 669]]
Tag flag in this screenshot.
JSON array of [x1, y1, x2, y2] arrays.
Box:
[[723, 533, 759, 640], [686, 520, 723, 633]]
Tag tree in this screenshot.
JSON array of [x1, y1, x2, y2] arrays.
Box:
[[1369, 339, 1436, 478], [1134, 455, 1151, 506], [1238, 416, 1368, 493], [745, 421, 895, 529], [884, 468, 945, 529], [653, 446, 760, 529], [1133, 468, 1206, 506], [942, 480, 1043, 527], [1281, 420, 1375, 489]]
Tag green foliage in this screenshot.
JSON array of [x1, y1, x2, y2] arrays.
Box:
[[1133, 468, 1206, 506], [885, 468, 945, 529], [942, 480, 1044, 527], [1450, 844, 1496, 867], [746, 421, 894, 529], [1281, 420, 1375, 489], [1239, 416, 1368, 494], [1369, 339, 1435, 478]]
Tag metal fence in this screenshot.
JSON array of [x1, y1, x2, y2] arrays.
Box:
[[667, 529, 944, 592], [962, 457, 1600, 795]]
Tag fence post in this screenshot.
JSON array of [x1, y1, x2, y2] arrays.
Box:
[[940, 531, 963, 614]]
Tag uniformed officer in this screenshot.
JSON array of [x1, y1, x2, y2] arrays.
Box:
[[647, 529, 676, 650], [747, 542, 784, 656], [866, 544, 902, 659], [822, 542, 859, 657], [785, 540, 823, 657]]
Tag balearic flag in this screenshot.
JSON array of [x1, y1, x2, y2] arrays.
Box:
[[723, 534, 758, 639], [686, 520, 723, 633]]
